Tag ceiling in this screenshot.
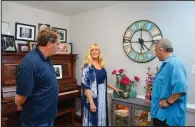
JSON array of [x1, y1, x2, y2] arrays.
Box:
[[9, 1, 123, 16]]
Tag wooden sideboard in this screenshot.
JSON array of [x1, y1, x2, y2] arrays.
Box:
[[1, 53, 81, 126]]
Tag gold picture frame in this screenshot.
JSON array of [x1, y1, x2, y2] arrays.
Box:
[[38, 23, 51, 33], [56, 43, 69, 54], [29, 42, 37, 50]]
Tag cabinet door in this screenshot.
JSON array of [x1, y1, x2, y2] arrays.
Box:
[[132, 105, 152, 126], [111, 100, 131, 126]]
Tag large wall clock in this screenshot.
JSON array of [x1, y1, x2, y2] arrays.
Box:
[[123, 20, 163, 63]]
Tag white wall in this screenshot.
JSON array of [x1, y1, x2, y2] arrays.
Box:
[[2, 1, 70, 47], [70, 1, 195, 104], [70, 2, 195, 125]]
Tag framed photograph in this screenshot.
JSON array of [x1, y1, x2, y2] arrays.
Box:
[[18, 43, 29, 53], [15, 22, 36, 41], [29, 42, 37, 50], [2, 21, 11, 34], [52, 27, 67, 43], [1, 34, 17, 53], [53, 65, 63, 79], [38, 23, 50, 32], [16, 64, 21, 77], [68, 43, 72, 54], [56, 43, 69, 54]]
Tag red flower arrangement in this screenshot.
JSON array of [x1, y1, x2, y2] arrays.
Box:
[[112, 70, 117, 75], [112, 69, 140, 98], [134, 76, 140, 81], [112, 69, 140, 86], [118, 69, 124, 73], [120, 77, 131, 86]]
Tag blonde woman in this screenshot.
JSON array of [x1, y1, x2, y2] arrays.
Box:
[[81, 43, 120, 126]]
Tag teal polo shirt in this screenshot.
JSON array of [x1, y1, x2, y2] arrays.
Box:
[[151, 54, 187, 126]]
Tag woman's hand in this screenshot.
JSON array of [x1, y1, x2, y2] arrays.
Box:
[[113, 87, 122, 95], [90, 103, 96, 112]]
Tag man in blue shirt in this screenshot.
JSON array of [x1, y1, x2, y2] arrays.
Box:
[[15, 28, 60, 126], [151, 38, 187, 126]]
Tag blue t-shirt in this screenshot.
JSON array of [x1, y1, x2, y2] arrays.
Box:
[[94, 67, 106, 84], [151, 54, 187, 126], [16, 48, 59, 125]]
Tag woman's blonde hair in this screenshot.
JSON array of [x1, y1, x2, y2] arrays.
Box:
[[81, 43, 105, 69]]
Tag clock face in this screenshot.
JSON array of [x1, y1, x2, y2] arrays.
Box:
[[123, 20, 163, 63]]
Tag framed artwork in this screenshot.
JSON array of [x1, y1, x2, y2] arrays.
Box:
[[2, 21, 11, 34], [16, 64, 21, 77], [1, 34, 17, 53], [18, 43, 29, 53], [52, 27, 67, 43], [38, 23, 51, 32], [53, 65, 63, 79], [56, 43, 69, 54], [15, 22, 36, 41], [29, 42, 37, 50], [68, 43, 72, 54]]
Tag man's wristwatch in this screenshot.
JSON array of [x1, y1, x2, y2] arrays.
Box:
[[166, 99, 173, 105]]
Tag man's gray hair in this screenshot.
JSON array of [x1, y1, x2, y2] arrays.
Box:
[[156, 38, 173, 52]]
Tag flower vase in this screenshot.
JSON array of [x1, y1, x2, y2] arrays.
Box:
[[129, 84, 137, 98], [113, 84, 120, 98], [121, 85, 129, 99], [113, 79, 121, 98], [123, 92, 129, 99]]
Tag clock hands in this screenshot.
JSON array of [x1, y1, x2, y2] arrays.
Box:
[[138, 38, 144, 51], [142, 43, 149, 50], [141, 44, 144, 50], [129, 37, 158, 53], [144, 40, 155, 42]]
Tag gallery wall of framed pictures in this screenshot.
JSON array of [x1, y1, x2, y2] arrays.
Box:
[[1, 21, 73, 54]]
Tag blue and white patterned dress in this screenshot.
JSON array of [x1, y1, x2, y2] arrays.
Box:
[[81, 64, 109, 126]]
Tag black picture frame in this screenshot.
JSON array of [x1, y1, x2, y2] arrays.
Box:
[[15, 22, 36, 42], [69, 43, 72, 54], [52, 27, 67, 43], [18, 43, 29, 53], [1, 34, 17, 53], [16, 64, 21, 77], [53, 64, 63, 79]]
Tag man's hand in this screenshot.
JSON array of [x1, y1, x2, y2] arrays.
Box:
[[159, 99, 170, 108], [17, 105, 23, 111], [15, 94, 27, 106], [159, 93, 183, 108]]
